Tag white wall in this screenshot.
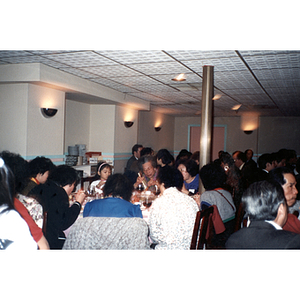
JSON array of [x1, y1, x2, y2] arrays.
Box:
[[65, 100, 90, 154], [138, 110, 175, 154], [89, 105, 115, 154], [0, 84, 28, 155], [0, 83, 65, 161], [27, 84, 65, 157]]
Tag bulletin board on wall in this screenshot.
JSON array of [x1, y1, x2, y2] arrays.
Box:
[[188, 125, 227, 161]]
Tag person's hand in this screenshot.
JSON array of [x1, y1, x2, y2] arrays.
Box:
[[75, 189, 86, 204], [134, 175, 144, 189], [147, 178, 157, 187], [192, 193, 200, 208]]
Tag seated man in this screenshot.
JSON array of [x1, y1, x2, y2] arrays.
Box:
[[226, 180, 300, 249]]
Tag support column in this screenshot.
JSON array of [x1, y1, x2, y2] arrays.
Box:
[[199, 65, 214, 194]]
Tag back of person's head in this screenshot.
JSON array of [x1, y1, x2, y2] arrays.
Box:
[[269, 166, 295, 186], [199, 162, 226, 190], [242, 180, 285, 221], [156, 149, 174, 166], [191, 151, 200, 163], [176, 149, 192, 162], [0, 150, 30, 194], [233, 150, 246, 163], [157, 165, 183, 190], [176, 158, 198, 177], [132, 144, 143, 154], [48, 164, 79, 187], [28, 156, 55, 177], [0, 157, 15, 211], [103, 173, 133, 201], [219, 151, 235, 167], [140, 147, 153, 157], [258, 153, 273, 169], [138, 155, 157, 171]]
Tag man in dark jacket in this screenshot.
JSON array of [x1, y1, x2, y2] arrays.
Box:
[[226, 180, 300, 249]]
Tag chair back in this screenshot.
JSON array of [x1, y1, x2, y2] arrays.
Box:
[[190, 206, 215, 250], [63, 217, 151, 250]]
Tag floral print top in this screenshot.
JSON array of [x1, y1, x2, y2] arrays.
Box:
[[148, 187, 199, 250], [17, 194, 44, 229]]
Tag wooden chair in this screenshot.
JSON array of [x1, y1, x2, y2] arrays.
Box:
[[234, 202, 247, 232], [190, 206, 215, 250]]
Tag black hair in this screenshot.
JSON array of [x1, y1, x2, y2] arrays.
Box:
[[132, 144, 143, 155], [103, 173, 133, 202], [0, 151, 30, 194], [199, 162, 226, 190], [156, 149, 174, 166], [48, 164, 80, 187], [28, 156, 55, 177], [157, 165, 183, 190], [140, 147, 153, 157], [258, 153, 273, 169], [176, 158, 198, 177], [93, 161, 112, 180], [269, 166, 295, 186]]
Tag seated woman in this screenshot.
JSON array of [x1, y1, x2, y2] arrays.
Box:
[[177, 158, 199, 195], [199, 162, 236, 248], [1, 150, 49, 249], [0, 157, 37, 250], [134, 155, 158, 192], [148, 166, 199, 250], [89, 161, 112, 197], [156, 149, 174, 167], [32, 165, 86, 249], [83, 173, 143, 218]]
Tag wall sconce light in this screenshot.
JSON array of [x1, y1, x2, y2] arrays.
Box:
[[244, 130, 253, 135], [124, 121, 134, 128], [41, 108, 58, 118], [155, 126, 161, 132]]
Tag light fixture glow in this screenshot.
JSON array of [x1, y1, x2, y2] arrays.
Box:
[[172, 73, 186, 81], [232, 104, 242, 111], [212, 94, 222, 100]]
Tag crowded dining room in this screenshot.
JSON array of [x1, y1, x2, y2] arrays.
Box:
[[1, 4, 300, 298]]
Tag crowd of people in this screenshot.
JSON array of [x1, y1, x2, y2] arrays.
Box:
[[1, 145, 300, 250]]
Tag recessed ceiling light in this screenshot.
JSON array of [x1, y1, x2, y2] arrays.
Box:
[[172, 73, 186, 81], [212, 94, 222, 100], [232, 104, 242, 111]]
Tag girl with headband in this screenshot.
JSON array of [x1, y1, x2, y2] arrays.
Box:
[[90, 161, 112, 197]]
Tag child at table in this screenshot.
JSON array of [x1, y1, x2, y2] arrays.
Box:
[[89, 161, 112, 198]]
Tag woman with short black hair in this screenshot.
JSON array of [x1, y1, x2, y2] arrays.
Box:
[[83, 173, 143, 218], [148, 166, 199, 250]]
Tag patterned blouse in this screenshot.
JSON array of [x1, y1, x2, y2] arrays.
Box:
[[17, 194, 44, 229], [148, 187, 199, 250]]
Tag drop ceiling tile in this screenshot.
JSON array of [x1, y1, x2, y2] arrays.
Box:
[[0, 51, 32, 58], [82, 64, 142, 77], [43, 51, 118, 68], [166, 50, 237, 61], [95, 50, 173, 64], [107, 75, 158, 86], [128, 61, 191, 75]]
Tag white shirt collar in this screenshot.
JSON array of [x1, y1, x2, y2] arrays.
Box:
[[265, 220, 282, 230]]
